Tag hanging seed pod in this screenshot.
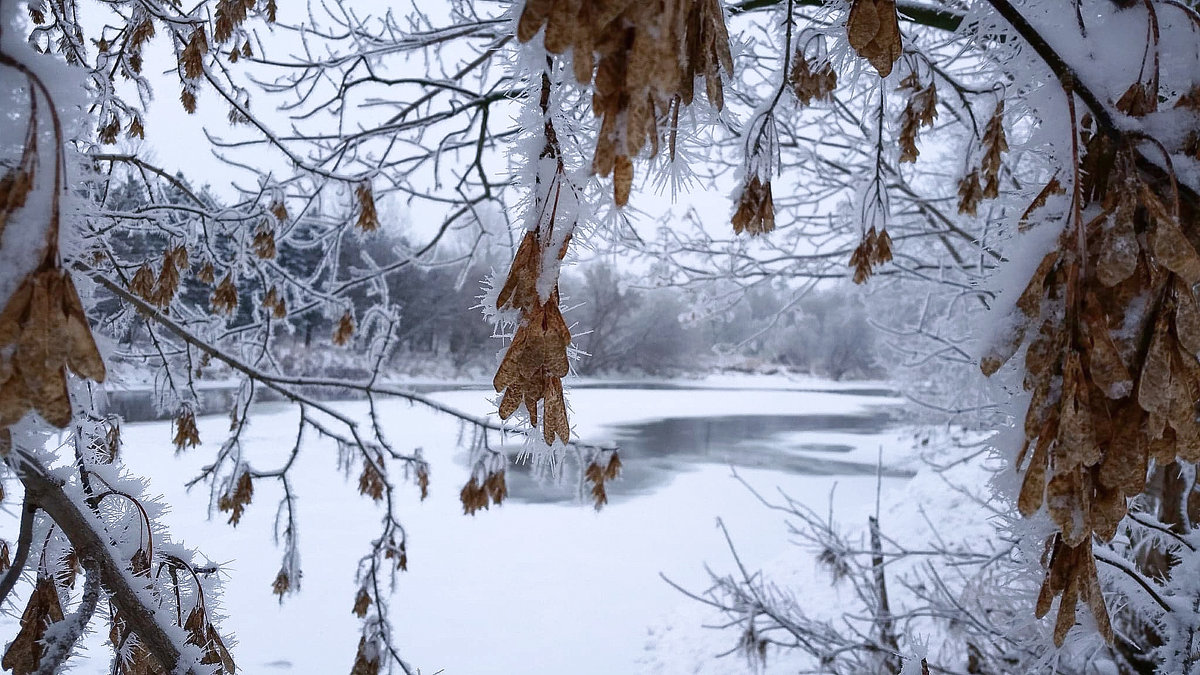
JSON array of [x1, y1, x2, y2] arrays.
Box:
[[517, 0, 732, 206], [790, 50, 838, 106], [172, 406, 200, 451], [210, 273, 238, 315], [731, 176, 775, 236], [2, 577, 65, 673], [333, 311, 355, 346], [218, 470, 254, 525], [0, 268, 106, 428], [846, 0, 902, 77], [355, 183, 379, 232], [980, 102, 1008, 198], [956, 170, 984, 216]]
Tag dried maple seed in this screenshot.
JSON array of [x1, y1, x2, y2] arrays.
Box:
[[957, 170, 984, 216], [218, 470, 254, 525], [846, 0, 902, 77], [518, 0, 732, 205], [355, 183, 379, 232], [731, 176, 775, 236], [791, 51, 838, 106], [172, 406, 201, 451], [333, 312, 355, 346]]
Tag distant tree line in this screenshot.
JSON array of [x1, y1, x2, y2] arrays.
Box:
[[102, 174, 885, 381]]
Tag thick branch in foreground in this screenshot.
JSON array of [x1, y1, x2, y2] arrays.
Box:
[[9, 452, 196, 674]]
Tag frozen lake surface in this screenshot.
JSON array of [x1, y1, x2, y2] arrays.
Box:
[[1, 378, 916, 674]]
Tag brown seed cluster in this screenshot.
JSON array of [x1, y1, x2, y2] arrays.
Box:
[[196, 261, 216, 284], [459, 468, 508, 515], [358, 456, 386, 502], [732, 176, 775, 236], [181, 27, 208, 81], [957, 103, 1008, 215], [130, 246, 189, 309], [979, 102, 1007, 198], [355, 183, 379, 232], [218, 470, 254, 526], [846, 0, 902, 78], [333, 311, 355, 346], [107, 547, 156, 673], [982, 123, 1200, 645], [383, 535, 408, 571], [213, 0, 255, 44], [897, 74, 937, 163], [0, 267, 106, 428], [517, 0, 733, 206], [0, 167, 32, 241], [172, 406, 201, 451], [584, 450, 622, 510], [848, 226, 893, 284], [271, 568, 291, 598], [416, 463, 430, 501], [252, 223, 276, 259], [350, 636, 381, 675], [957, 170, 984, 217], [270, 199, 289, 223], [1035, 536, 1110, 646], [2, 577, 64, 675], [1116, 82, 1156, 118], [261, 285, 287, 318], [352, 588, 372, 618], [210, 273, 238, 315], [494, 231, 573, 446], [184, 602, 236, 673], [790, 50, 838, 107]]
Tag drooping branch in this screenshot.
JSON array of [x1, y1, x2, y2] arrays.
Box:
[[8, 451, 197, 674]]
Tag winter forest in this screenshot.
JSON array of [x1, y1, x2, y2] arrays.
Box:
[[0, 0, 1199, 673]]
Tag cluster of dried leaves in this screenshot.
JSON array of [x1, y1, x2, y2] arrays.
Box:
[[848, 226, 893, 284], [210, 273, 238, 315], [732, 175, 775, 236], [172, 405, 201, 452], [982, 88, 1200, 646], [846, 0, 902, 77], [128, 246, 190, 309], [183, 598, 236, 674], [493, 80, 576, 447], [0, 266, 107, 429], [494, 230, 572, 446], [897, 73, 937, 163], [355, 183, 380, 232], [350, 635, 381, 675], [2, 577, 64, 675], [333, 311, 356, 346], [517, 0, 733, 206], [358, 454, 386, 502], [261, 285, 287, 318], [583, 450, 622, 510], [957, 103, 1008, 216], [218, 470, 254, 526], [789, 49, 837, 107], [460, 467, 508, 515]]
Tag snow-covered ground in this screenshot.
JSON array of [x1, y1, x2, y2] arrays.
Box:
[[2, 378, 932, 674]]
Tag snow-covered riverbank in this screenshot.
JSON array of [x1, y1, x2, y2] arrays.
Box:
[[3, 379, 937, 674]]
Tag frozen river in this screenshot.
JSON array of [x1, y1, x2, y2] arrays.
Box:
[[2, 378, 914, 674]]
